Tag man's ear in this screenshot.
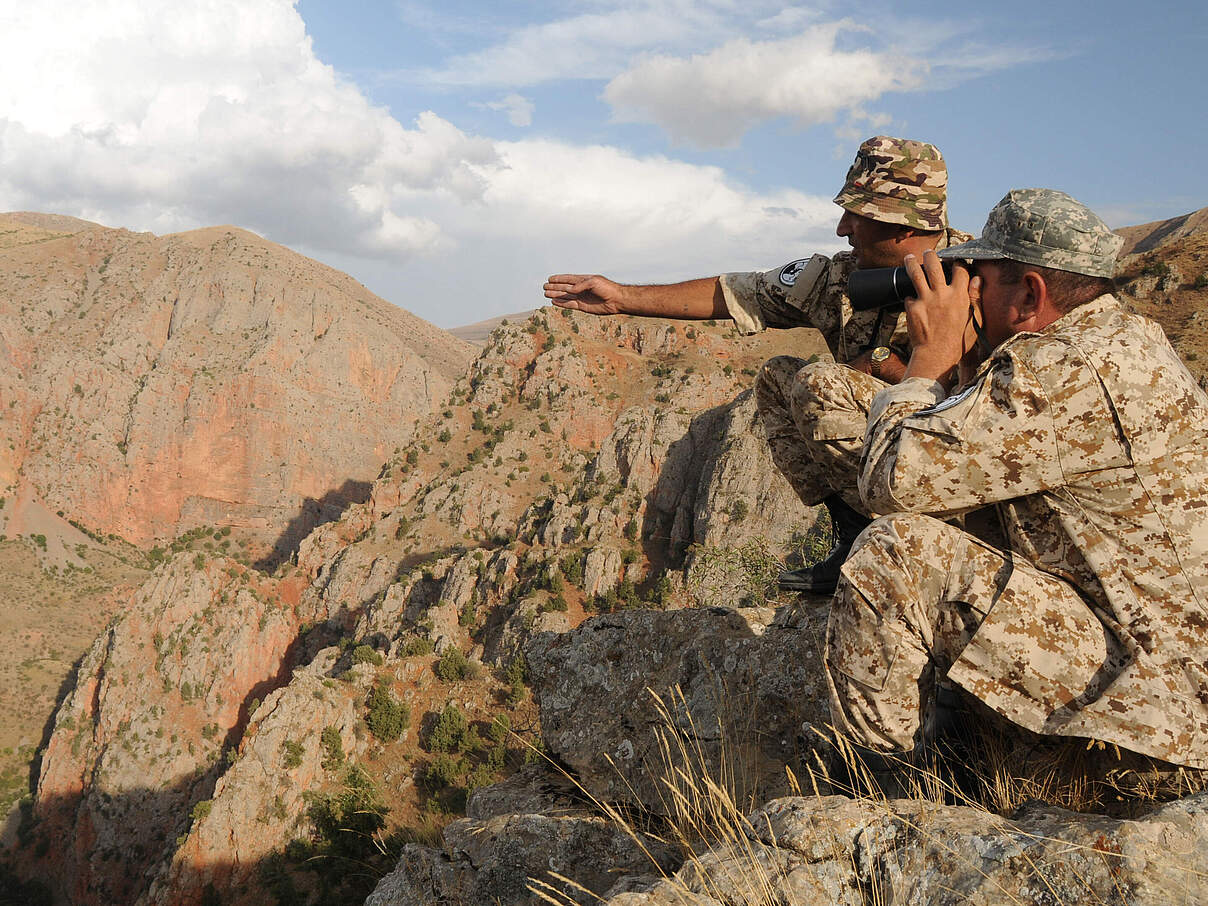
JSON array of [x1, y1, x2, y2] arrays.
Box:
[[1019, 270, 1048, 323]]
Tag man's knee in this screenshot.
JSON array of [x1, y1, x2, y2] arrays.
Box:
[[848, 513, 943, 560], [755, 355, 809, 411], [787, 361, 882, 436]]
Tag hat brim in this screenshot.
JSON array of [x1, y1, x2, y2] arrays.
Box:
[[936, 238, 1003, 261]]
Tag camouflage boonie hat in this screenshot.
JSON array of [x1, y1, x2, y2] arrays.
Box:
[[938, 188, 1123, 278], [833, 136, 949, 230]]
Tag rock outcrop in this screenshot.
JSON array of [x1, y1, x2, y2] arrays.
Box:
[[21, 553, 309, 904], [0, 212, 473, 555], [611, 792, 1208, 905], [5, 306, 818, 904], [525, 601, 830, 813]]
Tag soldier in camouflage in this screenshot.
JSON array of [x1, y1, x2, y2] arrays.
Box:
[[827, 188, 1208, 772], [545, 137, 971, 593]]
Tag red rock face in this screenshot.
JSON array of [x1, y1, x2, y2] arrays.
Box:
[[0, 213, 474, 552]]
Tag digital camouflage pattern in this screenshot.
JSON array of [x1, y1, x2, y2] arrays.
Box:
[[836, 294, 1208, 768], [755, 358, 884, 511], [827, 513, 1113, 753], [940, 188, 1125, 278], [718, 226, 972, 360], [832, 136, 950, 231]]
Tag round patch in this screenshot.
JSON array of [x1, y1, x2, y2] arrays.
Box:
[[778, 258, 809, 287]]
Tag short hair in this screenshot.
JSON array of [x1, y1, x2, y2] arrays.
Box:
[[995, 259, 1115, 313]]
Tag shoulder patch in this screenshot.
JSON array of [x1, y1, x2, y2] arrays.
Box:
[[778, 258, 810, 287], [919, 382, 978, 416]]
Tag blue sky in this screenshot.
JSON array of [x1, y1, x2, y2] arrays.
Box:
[[1, 1, 1205, 327]]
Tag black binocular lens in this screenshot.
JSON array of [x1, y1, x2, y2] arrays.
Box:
[[847, 261, 956, 311]]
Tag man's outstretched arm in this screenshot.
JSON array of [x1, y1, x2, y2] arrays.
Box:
[[543, 274, 730, 321]]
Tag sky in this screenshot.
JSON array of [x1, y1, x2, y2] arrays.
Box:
[[1, 1, 1205, 328]]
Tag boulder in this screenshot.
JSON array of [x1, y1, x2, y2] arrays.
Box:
[[525, 601, 831, 814], [608, 792, 1208, 906]]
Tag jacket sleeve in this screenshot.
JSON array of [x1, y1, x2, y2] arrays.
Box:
[[859, 340, 1098, 518]]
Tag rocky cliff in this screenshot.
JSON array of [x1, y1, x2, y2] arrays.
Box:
[[0, 212, 473, 555], [5, 207, 1208, 906], [2, 305, 821, 904]]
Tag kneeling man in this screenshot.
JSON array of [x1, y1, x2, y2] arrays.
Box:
[[826, 188, 1208, 771]]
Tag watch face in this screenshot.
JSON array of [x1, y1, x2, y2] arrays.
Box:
[[871, 346, 891, 363]]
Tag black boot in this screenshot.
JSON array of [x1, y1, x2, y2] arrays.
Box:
[[778, 495, 870, 594]]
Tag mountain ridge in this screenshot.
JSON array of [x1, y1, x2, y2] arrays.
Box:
[[2, 204, 1207, 905]]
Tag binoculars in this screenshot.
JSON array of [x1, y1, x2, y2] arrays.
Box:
[[847, 261, 957, 311]]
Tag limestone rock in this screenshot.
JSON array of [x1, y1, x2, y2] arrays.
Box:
[[367, 810, 679, 906], [609, 793, 1208, 906], [20, 554, 306, 905], [0, 214, 473, 552], [141, 655, 367, 905], [525, 601, 831, 813]]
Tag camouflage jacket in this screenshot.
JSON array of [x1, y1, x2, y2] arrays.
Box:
[[717, 227, 972, 363], [860, 294, 1208, 767]]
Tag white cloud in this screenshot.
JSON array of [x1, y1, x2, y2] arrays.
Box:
[[416, 0, 799, 88], [337, 137, 845, 324], [479, 94, 536, 127], [0, 0, 853, 327], [0, 0, 495, 259], [602, 20, 928, 147]]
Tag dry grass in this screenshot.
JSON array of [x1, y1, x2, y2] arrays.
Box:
[[525, 686, 1207, 906]]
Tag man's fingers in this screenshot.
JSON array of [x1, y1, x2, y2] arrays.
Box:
[[921, 248, 947, 287], [902, 253, 927, 298], [947, 259, 971, 292]]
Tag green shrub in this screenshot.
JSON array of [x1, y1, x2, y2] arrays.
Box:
[[365, 683, 409, 742], [281, 739, 304, 769], [504, 653, 528, 688], [434, 647, 475, 683], [190, 799, 213, 822], [305, 765, 387, 860], [400, 636, 434, 657], [427, 703, 468, 753], [560, 551, 585, 586], [424, 753, 462, 788], [650, 573, 673, 608], [320, 726, 345, 770], [351, 644, 383, 667], [488, 713, 511, 745], [1195, 273, 1208, 289], [504, 655, 528, 706]]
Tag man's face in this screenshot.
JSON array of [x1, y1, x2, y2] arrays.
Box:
[[970, 260, 1030, 350], [836, 209, 911, 269]]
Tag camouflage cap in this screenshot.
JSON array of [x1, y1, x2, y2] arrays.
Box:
[[833, 136, 949, 230], [938, 188, 1123, 278]]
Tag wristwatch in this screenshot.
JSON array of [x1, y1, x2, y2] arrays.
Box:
[[869, 346, 892, 380]]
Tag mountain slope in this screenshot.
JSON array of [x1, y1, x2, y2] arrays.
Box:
[[0, 214, 474, 557]]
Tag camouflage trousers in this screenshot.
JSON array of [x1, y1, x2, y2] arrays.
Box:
[[825, 513, 1112, 753], [754, 356, 884, 512]]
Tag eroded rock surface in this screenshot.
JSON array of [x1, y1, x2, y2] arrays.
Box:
[[0, 213, 473, 553], [609, 793, 1208, 906], [525, 602, 831, 813]]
